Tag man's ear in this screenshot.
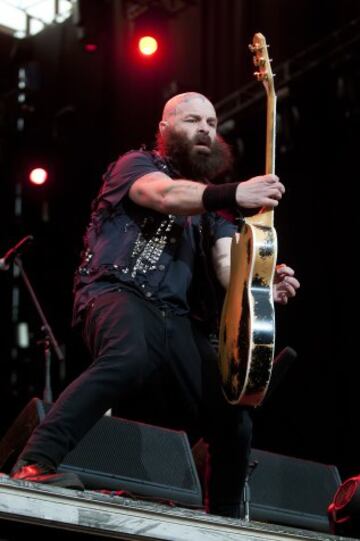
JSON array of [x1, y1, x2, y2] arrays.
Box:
[[159, 120, 168, 135]]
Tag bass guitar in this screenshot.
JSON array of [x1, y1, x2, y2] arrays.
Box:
[[218, 33, 277, 406]]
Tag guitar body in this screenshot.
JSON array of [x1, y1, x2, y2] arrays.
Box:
[[219, 218, 277, 405]]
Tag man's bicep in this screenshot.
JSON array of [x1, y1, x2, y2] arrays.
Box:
[[129, 171, 175, 209], [100, 151, 162, 208]]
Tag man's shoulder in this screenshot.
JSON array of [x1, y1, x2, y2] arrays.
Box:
[[102, 149, 159, 183], [120, 148, 153, 160], [113, 148, 156, 169]]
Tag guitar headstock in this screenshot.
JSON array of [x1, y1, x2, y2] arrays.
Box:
[[249, 33, 275, 97]]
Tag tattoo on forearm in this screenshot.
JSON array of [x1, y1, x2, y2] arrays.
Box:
[[163, 182, 201, 195]]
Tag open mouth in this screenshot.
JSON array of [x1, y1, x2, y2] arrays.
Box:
[[194, 139, 211, 152], [194, 144, 211, 155]]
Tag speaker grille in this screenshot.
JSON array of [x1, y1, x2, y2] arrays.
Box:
[[0, 399, 202, 507], [248, 448, 341, 532], [62, 416, 197, 491]]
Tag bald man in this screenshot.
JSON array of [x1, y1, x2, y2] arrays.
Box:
[[11, 92, 299, 517]]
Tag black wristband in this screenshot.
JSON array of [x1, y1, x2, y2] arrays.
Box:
[[202, 182, 239, 211]]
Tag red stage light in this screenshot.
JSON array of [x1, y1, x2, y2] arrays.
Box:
[[138, 35, 158, 56], [84, 43, 97, 53], [29, 168, 48, 185]]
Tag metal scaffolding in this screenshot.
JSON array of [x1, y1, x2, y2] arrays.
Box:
[[123, 0, 196, 20], [215, 17, 360, 128]]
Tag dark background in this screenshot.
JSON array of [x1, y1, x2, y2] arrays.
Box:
[[0, 0, 359, 481]]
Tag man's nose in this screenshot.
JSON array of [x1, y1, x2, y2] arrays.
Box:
[[197, 121, 210, 133]]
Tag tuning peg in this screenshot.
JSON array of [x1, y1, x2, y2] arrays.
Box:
[[248, 43, 261, 53], [254, 71, 265, 81]]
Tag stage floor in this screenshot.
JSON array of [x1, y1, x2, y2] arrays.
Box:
[[0, 476, 352, 541]]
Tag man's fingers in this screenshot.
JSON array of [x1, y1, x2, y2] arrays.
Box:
[[277, 278, 300, 297], [269, 188, 283, 200], [287, 276, 300, 289], [265, 174, 279, 183], [283, 282, 297, 297], [282, 275, 300, 290], [264, 176, 285, 193], [263, 198, 279, 208], [276, 265, 295, 277], [274, 264, 300, 304]]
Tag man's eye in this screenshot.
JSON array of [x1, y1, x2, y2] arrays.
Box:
[[185, 118, 196, 122]]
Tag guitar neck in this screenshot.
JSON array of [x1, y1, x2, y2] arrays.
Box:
[[247, 32, 277, 229], [265, 93, 277, 176], [261, 93, 277, 226], [247, 95, 277, 227]]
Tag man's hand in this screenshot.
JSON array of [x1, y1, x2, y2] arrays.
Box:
[[273, 264, 300, 305], [236, 174, 285, 209]]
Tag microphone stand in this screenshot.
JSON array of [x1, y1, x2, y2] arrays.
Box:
[[242, 460, 259, 522], [14, 255, 64, 403]]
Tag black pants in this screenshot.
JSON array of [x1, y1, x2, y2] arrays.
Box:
[[20, 289, 252, 515]]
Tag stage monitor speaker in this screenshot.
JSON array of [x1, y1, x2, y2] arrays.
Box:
[[247, 448, 341, 533], [0, 398, 203, 508]]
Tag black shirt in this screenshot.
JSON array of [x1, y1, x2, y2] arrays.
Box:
[[72, 150, 237, 322]]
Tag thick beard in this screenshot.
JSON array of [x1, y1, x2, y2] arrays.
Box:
[[155, 128, 234, 183]]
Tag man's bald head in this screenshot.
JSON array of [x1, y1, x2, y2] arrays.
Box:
[[161, 92, 217, 124]]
